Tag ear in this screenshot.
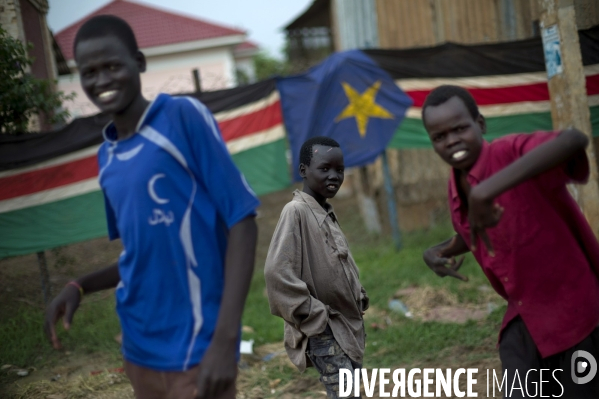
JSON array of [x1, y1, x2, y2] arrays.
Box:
[[135, 51, 147, 73], [477, 114, 487, 135], [299, 163, 307, 179]]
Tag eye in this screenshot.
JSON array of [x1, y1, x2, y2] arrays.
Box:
[[321, 167, 329, 172]]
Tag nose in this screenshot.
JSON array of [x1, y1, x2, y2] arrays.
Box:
[[446, 131, 460, 147], [328, 171, 340, 181], [96, 70, 112, 88]]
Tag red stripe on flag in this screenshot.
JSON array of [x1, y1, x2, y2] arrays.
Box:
[[406, 74, 599, 107], [218, 100, 282, 141], [0, 156, 99, 201], [587, 73, 599, 96], [0, 102, 282, 201], [407, 82, 550, 107]]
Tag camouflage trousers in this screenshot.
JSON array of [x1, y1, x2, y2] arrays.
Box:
[[306, 325, 362, 399]]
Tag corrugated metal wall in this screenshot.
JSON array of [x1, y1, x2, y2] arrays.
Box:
[[374, 0, 597, 49], [332, 0, 379, 50], [576, 0, 599, 29]]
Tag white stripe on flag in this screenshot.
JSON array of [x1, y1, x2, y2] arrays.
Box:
[[396, 64, 599, 91], [0, 145, 101, 178], [213, 90, 279, 122], [226, 124, 285, 154], [405, 94, 599, 119], [0, 178, 100, 213]]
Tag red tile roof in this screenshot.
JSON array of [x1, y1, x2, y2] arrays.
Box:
[[56, 0, 246, 60], [235, 41, 259, 51]]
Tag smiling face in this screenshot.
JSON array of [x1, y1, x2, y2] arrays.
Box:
[[75, 35, 146, 117], [423, 96, 486, 172], [300, 144, 345, 206]]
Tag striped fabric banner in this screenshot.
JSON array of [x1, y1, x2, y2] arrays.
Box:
[[4, 26, 599, 258], [388, 65, 599, 149], [0, 88, 289, 258]]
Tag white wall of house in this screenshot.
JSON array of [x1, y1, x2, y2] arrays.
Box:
[[58, 40, 241, 119], [235, 56, 256, 83]]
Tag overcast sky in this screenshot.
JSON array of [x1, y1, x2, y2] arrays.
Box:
[[47, 0, 313, 58]]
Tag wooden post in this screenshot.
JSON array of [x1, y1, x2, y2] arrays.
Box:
[[352, 166, 382, 234], [37, 251, 51, 305], [539, 0, 599, 237], [381, 151, 402, 250], [192, 68, 202, 93]]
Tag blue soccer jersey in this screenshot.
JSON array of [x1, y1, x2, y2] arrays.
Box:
[[97, 94, 260, 371]]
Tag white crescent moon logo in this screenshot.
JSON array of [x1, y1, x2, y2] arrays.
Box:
[[148, 174, 169, 204]]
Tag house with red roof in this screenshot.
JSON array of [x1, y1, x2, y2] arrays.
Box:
[[55, 0, 259, 118]]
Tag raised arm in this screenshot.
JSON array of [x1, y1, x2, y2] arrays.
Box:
[[44, 262, 120, 349], [423, 234, 470, 281], [469, 128, 589, 252]]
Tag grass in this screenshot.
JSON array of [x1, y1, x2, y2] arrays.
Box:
[[1, 220, 505, 397], [241, 222, 504, 368], [0, 293, 122, 379]]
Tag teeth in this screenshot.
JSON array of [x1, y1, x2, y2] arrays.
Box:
[[98, 90, 116, 99], [452, 150, 467, 160]]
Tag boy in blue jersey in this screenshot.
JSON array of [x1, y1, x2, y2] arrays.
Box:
[[43, 15, 259, 399]]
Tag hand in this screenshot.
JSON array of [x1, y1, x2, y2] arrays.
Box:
[[468, 186, 504, 256], [360, 290, 370, 314], [423, 237, 468, 282], [44, 284, 82, 349], [194, 339, 237, 398]]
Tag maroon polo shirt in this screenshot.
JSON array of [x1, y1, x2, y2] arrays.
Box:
[[449, 131, 599, 357]]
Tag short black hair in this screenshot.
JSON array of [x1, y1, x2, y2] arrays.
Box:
[[74, 15, 139, 59], [422, 85, 480, 122], [299, 136, 340, 166]]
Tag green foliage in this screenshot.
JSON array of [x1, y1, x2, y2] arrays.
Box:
[[253, 51, 290, 81], [0, 26, 74, 134], [236, 68, 251, 86]]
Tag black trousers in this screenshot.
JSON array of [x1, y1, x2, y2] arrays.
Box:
[[500, 317, 599, 398]]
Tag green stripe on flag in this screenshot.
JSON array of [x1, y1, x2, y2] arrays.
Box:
[[0, 139, 291, 259], [231, 138, 290, 196], [389, 106, 599, 149], [0, 191, 108, 258]]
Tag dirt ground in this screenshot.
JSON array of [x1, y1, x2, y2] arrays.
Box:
[[3, 341, 503, 398]]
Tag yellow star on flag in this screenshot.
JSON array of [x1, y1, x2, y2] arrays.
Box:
[[335, 80, 394, 137]]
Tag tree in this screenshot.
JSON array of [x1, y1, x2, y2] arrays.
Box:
[[253, 51, 290, 81], [0, 26, 73, 134]]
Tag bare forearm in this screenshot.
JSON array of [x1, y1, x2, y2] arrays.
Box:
[[435, 234, 469, 257], [76, 263, 120, 294], [213, 216, 257, 345], [473, 129, 588, 201]]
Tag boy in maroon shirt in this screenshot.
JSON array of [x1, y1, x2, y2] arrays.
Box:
[[422, 85, 599, 398]]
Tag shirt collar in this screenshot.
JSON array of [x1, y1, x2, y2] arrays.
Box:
[[449, 139, 490, 206], [293, 189, 336, 226], [101, 94, 164, 143]]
